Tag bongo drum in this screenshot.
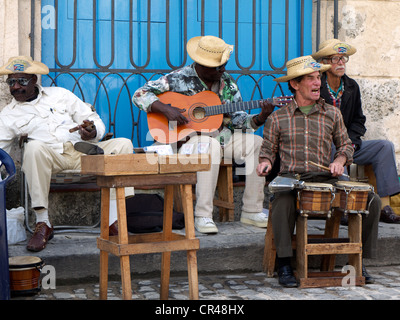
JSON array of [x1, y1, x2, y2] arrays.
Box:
[[9, 256, 44, 296], [334, 181, 373, 214], [296, 182, 335, 217]]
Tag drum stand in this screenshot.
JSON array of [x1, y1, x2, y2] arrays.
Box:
[[296, 208, 365, 288]]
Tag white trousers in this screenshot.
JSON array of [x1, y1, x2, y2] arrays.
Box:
[[180, 133, 265, 218], [22, 138, 134, 224]]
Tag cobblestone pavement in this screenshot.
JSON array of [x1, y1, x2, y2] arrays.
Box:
[[11, 265, 400, 301]]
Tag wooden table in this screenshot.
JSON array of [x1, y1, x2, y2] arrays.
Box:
[[81, 153, 210, 300]]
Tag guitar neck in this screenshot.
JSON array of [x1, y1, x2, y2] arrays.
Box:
[[204, 98, 273, 116]]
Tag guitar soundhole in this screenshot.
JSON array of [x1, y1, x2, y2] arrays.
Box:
[[191, 106, 206, 121]]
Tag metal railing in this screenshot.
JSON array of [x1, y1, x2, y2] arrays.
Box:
[[31, 0, 338, 147]]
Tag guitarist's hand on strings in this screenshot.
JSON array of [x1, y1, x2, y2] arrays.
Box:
[[151, 100, 189, 126], [253, 100, 274, 126]]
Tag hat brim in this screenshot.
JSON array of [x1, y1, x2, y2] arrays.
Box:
[[0, 57, 49, 75], [187, 36, 233, 68], [274, 64, 331, 83]]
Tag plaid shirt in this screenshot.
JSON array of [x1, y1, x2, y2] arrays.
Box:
[[259, 98, 353, 174]]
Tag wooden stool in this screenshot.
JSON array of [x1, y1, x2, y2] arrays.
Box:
[[349, 163, 377, 191], [81, 154, 210, 300], [215, 161, 234, 222], [263, 206, 340, 278], [296, 209, 364, 288], [263, 204, 365, 288], [97, 174, 199, 300], [179, 160, 235, 222]]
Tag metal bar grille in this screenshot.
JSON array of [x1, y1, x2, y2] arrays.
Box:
[[32, 0, 338, 147]]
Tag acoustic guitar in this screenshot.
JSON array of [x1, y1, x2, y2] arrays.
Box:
[[147, 91, 292, 144]]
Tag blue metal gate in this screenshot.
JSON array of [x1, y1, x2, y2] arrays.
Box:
[[39, 0, 314, 147]]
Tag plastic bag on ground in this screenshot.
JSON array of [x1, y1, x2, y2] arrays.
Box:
[[6, 207, 26, 244]]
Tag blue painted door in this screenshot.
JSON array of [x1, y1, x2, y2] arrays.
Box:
[[41, 0, 312, 147]]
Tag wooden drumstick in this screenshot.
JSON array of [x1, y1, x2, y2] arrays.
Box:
[[309, 160, 350, 178]]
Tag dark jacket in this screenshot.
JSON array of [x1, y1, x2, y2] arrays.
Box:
[[320, 73, 366, 148]]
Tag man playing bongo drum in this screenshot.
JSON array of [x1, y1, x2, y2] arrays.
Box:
[[257, 56, 381, 287]]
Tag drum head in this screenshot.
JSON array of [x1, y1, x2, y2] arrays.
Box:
[[9, 256, 43, 269], [335, 181, 372, 191], [302, 182, 334, 191]]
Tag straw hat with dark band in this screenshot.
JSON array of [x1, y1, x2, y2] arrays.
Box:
[[0, 56, 49, 75], [274, 55, 331, 83], [187, 35, 234, 68], [312, 39, 357, 61]]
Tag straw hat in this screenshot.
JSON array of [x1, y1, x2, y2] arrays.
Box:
[[187, 35, 234, 67], [0, 56, 49, 75], [312, 39, 357, 61], [274, 55, 331, 83]]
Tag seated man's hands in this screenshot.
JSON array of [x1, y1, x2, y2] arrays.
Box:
[[79, 120, 97, 140], [257, 158, 272, 176]]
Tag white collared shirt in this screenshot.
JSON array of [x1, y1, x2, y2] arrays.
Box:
[[0, 85, 106, 153]]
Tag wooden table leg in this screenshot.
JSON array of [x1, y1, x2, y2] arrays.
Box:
[[99, 188, 110, 300], [160, 185, 174, 300], [181, 184, 199, 300], [116, 187, 132, 300], [187, 250, 199, 300]]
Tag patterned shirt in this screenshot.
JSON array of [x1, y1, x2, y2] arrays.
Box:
[[259, 98, 353, 174], [326, 79, 344, 108], [132, 63, 260, 144]]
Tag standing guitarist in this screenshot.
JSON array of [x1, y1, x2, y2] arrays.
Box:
[[133, 35, 274, 234]]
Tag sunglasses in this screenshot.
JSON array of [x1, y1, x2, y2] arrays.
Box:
[[6, 77, 34, 87]]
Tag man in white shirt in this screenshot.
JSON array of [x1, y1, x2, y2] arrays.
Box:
[[0, 56, 134, 252]]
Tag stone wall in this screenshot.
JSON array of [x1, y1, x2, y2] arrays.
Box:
[[316, 0, 400, 174]]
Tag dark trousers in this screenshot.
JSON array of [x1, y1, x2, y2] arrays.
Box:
[[270, 173, 381, 259]]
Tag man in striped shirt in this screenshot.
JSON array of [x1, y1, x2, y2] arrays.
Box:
[[257, 56, 381, 287]]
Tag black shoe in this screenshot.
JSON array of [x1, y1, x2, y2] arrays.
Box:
[[380, 205, 400, 224], [74, 142, 104, 155], [362, 265, 375, 284], [278, 265, 298, 288]]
